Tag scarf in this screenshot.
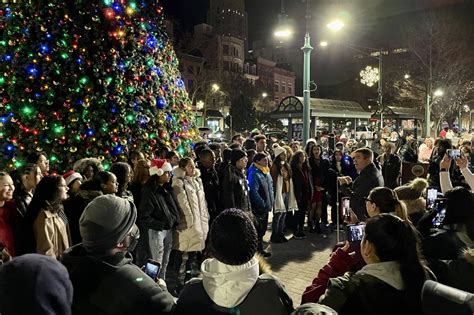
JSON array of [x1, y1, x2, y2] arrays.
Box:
[[254, 163, 270, 174], [274, 175, 298, 214]]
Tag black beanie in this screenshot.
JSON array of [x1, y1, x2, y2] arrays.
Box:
[[80, 195, 137, 253], [0, 254, 73, 315], [210, 208, 258, 265], [230, 149, 247, 166]]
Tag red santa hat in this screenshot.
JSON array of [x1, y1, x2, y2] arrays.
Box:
[[63, 170, 83, 187], [149, 159, 173, 176]]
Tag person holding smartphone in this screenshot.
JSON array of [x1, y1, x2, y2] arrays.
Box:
[[61, 195, 175, 315], [303, 214, 431, 314]]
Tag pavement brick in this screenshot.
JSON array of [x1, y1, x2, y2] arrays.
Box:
[[262, 228, 343, 307]]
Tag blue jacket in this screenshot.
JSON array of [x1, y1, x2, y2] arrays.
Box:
[[248, 164, 274, 215]]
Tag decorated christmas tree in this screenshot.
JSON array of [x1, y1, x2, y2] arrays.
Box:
[[0, 0, 196, 172]]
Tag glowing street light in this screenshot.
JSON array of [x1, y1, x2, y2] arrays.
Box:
[[262, 92, 268, 98], [433, 89, 444, 97], [327, 20, 345, 31], [319, 41, 328, 47], [274, 28, 293, 38], [211, 83, 220, 92], [404, 74, 410, 79]]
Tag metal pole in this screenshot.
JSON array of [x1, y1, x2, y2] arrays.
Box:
[[425, 94, 431, 138], [302, 32, 313, 144], [378, 49, 383, 130]]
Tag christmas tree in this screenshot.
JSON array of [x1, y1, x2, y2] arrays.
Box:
[[0, 0, 196, 172]]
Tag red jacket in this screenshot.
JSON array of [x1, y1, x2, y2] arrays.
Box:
[[0, 201, 16, 256], [301, 248, 357, 304]]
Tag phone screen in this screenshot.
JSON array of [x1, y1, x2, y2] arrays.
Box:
[[427, 188, 438, 209], [447, 149, 461, 159], [432, 199, 447, 228], [145, 261, 161, 280], [346, 224, 366, 242], [342, 198, 350, 217]]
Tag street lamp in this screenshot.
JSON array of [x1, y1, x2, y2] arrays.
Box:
[[425, 88, 444, 138], [319, 41, 328, 47], [262, 92, 268, 98], [275, 1, 344, 143], [211, 83, 220, 92]]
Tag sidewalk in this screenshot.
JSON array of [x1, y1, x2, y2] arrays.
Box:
[[263, 227, 343, 307]]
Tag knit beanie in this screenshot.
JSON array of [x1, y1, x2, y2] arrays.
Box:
[[230, 149, 247, 166], [210, 209, 258, 265], [273, 146, 286, 159], [0, 254, 73, 315], [80, 195, 137, 253], [395, 178, 428, 200]]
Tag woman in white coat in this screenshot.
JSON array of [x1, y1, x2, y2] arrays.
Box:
[[171, 157, 209, 292]]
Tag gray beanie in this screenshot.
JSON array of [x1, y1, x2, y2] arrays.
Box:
[[79, 195, 137, 253]]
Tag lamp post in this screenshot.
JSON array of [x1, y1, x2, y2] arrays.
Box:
[[425, 88, 444, 138]]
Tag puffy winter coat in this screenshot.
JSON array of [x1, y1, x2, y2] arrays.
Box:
[[172, 167, 209, 252], [221, 164, 251, 212], [248, 163, 274, 216]]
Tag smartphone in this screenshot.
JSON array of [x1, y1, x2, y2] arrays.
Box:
[[447, 149, 461, 160], [432, 199, 447, 228], [144, 259, 161, 281], [346, 224, 366, 242], [426, 187, 438, 209], [341, 197, 350, 218]]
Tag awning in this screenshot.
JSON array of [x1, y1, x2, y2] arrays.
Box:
[[271, 96, 371, 119]]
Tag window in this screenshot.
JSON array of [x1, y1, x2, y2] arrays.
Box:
[[223, 61, 230, 71], [274, 81, 279, 92], [281, 82, 286, 93], [223, 44, 229, 55], [288, 83, 292, 94]]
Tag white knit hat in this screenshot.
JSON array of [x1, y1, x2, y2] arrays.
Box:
[[273, 146, 286, 159]]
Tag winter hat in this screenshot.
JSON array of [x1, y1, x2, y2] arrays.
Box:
[[149, 159, 172, 176], [63, 170, 82, 187], [230, 149, 247, 166], [395, 178, 428, 200], [273, 146, 286, 159], [210, 209, 258, 265], [80, 195, 137, 253], [292, 303, 337, 315], [0, 254, 73, 315]]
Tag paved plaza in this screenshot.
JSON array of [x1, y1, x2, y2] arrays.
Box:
[[263, 226, 343, 306]]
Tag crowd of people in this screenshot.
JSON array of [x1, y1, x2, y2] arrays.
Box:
[[0, 128, 473, 314]]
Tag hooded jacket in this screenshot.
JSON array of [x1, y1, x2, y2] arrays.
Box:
[[172, 167, 209, 252], [175, 257, 293, 315], [319, 261, 423, 315], [61, 244, 175, 315]]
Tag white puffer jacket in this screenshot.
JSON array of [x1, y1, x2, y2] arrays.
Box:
[[172, 167, 209, 252]]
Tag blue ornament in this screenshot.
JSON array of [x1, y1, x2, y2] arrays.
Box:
[[3, 54, 12, 62], [112, 145, 124, 156], [156, 97, 166, 109], [26, 65, 39, 77], [176, 78, 184, 88], [85, 128, 95, 137]]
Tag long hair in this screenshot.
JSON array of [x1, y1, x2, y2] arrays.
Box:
[[365, 214, 429, 305], [132, 159, 150, 184], [290, 150, 308, 171], [273, 153, 291, 178], [26, 175, 63, 223], [10, 164, 38, 196], [110, 162, 132, 196], [368, 187, 409, 222]]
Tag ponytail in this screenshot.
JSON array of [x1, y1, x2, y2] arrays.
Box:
[[365, 214, 428, 305], [393, 200, 410, 223]]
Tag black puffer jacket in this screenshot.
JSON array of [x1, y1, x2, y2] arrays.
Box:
[[61, 245, 175, 315], [197, 162, 223, 220], [221, 164, 251, 212]]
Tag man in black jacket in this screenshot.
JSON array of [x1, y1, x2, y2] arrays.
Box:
[[222, 149, 251, 212], [61, 195, 175, 315], [339, 148, 384, 221], [378, 143, 401, 189], [197, 148, 222, 222]]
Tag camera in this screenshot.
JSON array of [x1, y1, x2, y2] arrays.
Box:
[[432, 199, 447, 228], [341, 197, 350, 218], [144, 259, 161, 281], [346, 224, 366, 242], [447, 149, 461, 160]]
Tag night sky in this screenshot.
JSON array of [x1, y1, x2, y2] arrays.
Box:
[[161, 0, 471, 87]]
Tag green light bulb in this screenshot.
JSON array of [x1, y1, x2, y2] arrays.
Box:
[[0, 76, 5, 85], [21, 106, 33, 116], [79, 76, 89, 85]]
